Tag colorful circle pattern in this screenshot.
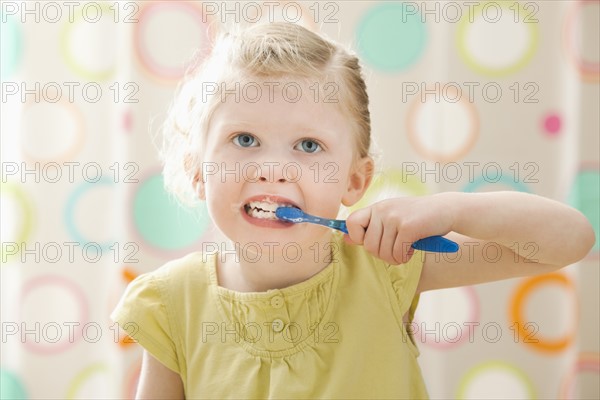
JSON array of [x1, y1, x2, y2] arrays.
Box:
[[356, 2, 427, 71]]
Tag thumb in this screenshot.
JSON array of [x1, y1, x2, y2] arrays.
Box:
[[345, 207, 371, 245]]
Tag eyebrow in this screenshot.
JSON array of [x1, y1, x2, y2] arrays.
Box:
[[216, 120, 337, 137]]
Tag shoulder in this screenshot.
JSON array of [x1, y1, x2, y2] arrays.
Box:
[[121, 251, 215, 310], [136, 251, 212, 287]]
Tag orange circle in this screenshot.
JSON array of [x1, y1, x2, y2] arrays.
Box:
[[509, 273, 578, 353], [122, 267, 138, 283], [133, 1, 216, 84], [406, 83, 480, 162]]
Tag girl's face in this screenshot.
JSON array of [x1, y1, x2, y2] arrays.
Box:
[[196, 78, 371, 249]]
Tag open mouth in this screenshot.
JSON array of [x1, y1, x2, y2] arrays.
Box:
[[243, 200, 299, 220]]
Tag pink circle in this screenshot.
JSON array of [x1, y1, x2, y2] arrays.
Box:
[[122, 110, 133, 133], [563, 0, 600, 82], [19, 275, 89, 354], [413, 286, 480, 350], [134, 1, 212, 82], [126, 358, 142, 398], [543, 113, 562, 135], [559, 352, 600, 399]]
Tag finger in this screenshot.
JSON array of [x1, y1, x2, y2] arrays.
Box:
[[379, 222, 401, 265], [346, 207, 371, 245], [362, 213, 384, 257], [393, 234, 414, 265], [343, 234, 356, 245]]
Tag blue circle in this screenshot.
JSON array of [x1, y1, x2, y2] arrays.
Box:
[[356, 2, 427, 71], [463, 175, 531, 193], [0, 369, 28, 399], [64, 178, 114, 251], [567, 170, 599, 252], [132, 174, 209, 250], [0, 14, 23, 79]]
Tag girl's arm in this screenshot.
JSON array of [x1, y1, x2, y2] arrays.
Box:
[[136, 350, 184, 399], [345, 191, 596, 291]]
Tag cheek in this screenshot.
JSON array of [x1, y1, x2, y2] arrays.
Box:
[[300, 160, 352, 190], [203, 177, 239, 216]]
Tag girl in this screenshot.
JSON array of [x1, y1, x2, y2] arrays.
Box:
[[112, 22, 595, 399]]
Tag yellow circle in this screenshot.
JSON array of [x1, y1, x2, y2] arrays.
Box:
[[60, 4, 116, 80], [0, 182, 33, 263], [457, 360, 536, 399], [457, 1, 539, 77], [66, 362, 109, 398]]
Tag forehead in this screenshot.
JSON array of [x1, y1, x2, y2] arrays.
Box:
[[207, 78, 352, 135]]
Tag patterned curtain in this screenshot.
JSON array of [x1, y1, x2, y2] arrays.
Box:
[[1, 1, 598, 398]]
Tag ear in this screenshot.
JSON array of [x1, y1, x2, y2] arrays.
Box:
[[185, 153, 206, 201], [193, 171, 206, 201], [342, 157, 374, 207]]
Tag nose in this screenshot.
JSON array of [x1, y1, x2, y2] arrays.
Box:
[[244, 161, 299, 183], [258, 161, 288, 183]]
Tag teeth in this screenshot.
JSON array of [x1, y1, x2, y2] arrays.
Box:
[[244, 200, 296, 220], [248, 201, 278, 213]]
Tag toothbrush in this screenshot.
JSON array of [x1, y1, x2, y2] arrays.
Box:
[[275, 207, 459, 253]]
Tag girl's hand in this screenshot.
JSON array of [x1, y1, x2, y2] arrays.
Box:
[[345, 195, 454, 265]]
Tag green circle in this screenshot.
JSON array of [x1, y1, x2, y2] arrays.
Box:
[[568, 170, 599, 252], [457, 1, 539, 77], [350, 168, 428, 212], [0, 369, 28, 399], [356, 2, 427, 71], [133, 174, 209, 250], [0, 14, 22, 79]]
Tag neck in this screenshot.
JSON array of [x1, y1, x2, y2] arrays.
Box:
[[215, 233, 335, 292]]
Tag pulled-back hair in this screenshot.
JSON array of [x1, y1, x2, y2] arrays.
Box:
[[161, 22, 371, 205]]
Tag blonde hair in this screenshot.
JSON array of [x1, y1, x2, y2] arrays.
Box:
[[160, 22, 372, 205]]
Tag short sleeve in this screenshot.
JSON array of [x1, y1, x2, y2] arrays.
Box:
[[385, 250, 425, 319], [111, 272, 180, 373]]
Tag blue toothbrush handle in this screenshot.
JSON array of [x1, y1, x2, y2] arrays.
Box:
[[328, 219, 348, 234], [411, 235, 459, 253], [329, 220, 458, 253]]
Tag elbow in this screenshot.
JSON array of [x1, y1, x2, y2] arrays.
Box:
[[567, 212, 597, 266], [581, 221, 597, 259]]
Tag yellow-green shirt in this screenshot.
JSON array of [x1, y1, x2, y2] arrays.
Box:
[[111, 233, 429, 399]]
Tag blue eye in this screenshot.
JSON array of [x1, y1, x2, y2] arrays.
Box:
[[233, 133, 258, 147], [296, 139, 322, 153]]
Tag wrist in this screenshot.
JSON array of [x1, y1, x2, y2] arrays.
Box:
[[432, 191, 465, 233]]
